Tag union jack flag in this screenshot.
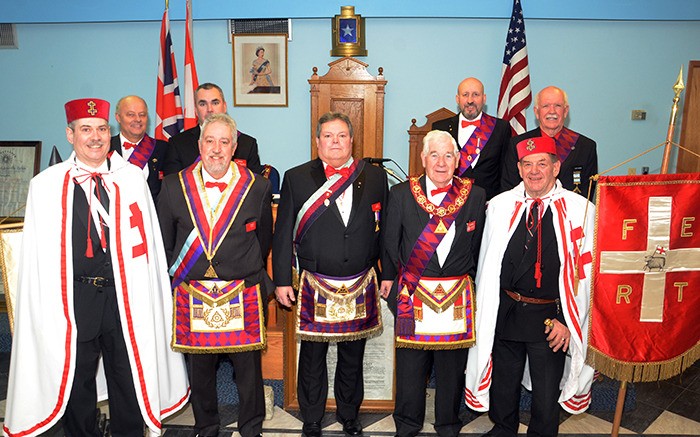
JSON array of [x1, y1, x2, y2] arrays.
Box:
[[155, 7, 184, 141], [497, 0, 532, 135], [183, 0, 200, 130]]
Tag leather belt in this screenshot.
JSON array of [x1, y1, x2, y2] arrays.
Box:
[[75, 276, 114, 287], [505, 289, 557, 305]]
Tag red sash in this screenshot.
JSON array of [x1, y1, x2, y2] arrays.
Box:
[[554, 127, 580, 163], [127, 135, 156, 170], [293, 159, 364, 246], [396, 176, 472, 336], [457, 113, 497, 175]]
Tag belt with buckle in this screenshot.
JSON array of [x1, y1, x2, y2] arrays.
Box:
[[75, 276, 114, 287], [505, 289, 557, 305]]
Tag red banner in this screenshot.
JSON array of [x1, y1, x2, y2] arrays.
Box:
[[588, 173, 700, 382]]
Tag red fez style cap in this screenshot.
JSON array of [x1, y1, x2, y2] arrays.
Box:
[[516, 136, 557, 160], [64, 98, 110, 124]]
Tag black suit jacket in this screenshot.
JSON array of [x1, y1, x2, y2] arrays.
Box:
[[497, 208, 562, 342], [381, 176, 486, 310], [157, 168, 273, 300], [432, 114, 512, 200], [163, 125, 263, 176], [501, 127, 598, 199], [110, 135, 168, 200], [272, 159, 389, 286]]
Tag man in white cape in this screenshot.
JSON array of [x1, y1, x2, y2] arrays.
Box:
[[465, 136, 595, 437], [3, 98, 189, 437]]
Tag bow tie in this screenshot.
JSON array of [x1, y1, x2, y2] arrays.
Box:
[[430, 185, 452, 196], [461, 119, 479, 128], [325, 166, 351, 179], [205, 181, 227, 192], [123, 142, 138, 150]]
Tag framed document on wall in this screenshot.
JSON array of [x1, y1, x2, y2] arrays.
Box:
[[0, 141, 41, 220], [232, 33, 288, 107]]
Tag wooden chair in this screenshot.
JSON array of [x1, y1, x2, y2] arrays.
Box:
[[407, 107, 456, 176]]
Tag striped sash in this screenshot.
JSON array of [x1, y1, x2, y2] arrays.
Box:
[[127, 135, 156, 169], [168, 162, 254, 287], [293, 159, 364, 246], [554, 127, 580, 163], [396, 176, 472, 336], [458, 113, 496, 175]]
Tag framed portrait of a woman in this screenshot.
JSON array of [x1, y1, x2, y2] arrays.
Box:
[[232, 33, 288, 107]]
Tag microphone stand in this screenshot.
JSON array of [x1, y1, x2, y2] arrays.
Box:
[[382, 166, 404, 183], [364, 157, 407, 183]]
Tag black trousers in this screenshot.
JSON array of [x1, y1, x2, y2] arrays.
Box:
[[488, 335, 566, 437], [393, 348, 468, 437], [297, 338, 367, 424], [188, 350, 265, 437], [64, 285, 142, 437]]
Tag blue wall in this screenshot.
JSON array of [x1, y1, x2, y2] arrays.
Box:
[[1, 9, 698, 178], [5, 0, 700, 22]]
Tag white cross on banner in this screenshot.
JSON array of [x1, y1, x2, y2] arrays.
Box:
[[588, 173, 700, 382]]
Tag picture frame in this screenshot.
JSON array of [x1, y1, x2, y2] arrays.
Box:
[[232, 33, 288, 107], [0, 141, 41, 220]]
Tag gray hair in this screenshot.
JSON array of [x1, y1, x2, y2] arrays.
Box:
[[316, 112, 354, 138], [200, 113, 238, 141], [422, 130, 459, 155]]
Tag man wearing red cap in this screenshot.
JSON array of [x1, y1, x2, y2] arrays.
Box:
[[4, 98, 189, 437], [110, 95, 168, 200], [465, 136, 596, 437], [501, 86, 598, 200]]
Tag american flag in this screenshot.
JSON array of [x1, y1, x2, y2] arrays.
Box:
[[183, 0, 200, 130], [155, 7, 184, 141], [497, 0, 532, 135]]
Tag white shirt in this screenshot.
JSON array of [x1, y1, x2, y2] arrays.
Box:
[[322, 158, 354, 226], [458, 113, 483, 168], [426, 176, 456, 267], [202, 165, 236, 213]]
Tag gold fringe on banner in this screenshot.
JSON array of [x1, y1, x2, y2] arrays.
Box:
[[586, 342, 700, 383]]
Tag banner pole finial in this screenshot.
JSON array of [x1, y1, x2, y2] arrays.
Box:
[[660, 66, 685, 174]]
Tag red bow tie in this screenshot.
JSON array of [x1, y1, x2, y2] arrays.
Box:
[[430, 185, 452, 196], [123, 142, 138, 150], [205, 181, 227, 192], [325, 166, 351, 179], [461, 119, 479, 128]]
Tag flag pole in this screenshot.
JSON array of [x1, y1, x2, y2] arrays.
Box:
[[660, 67, 685, 174], [610, 66, 686, 437]]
